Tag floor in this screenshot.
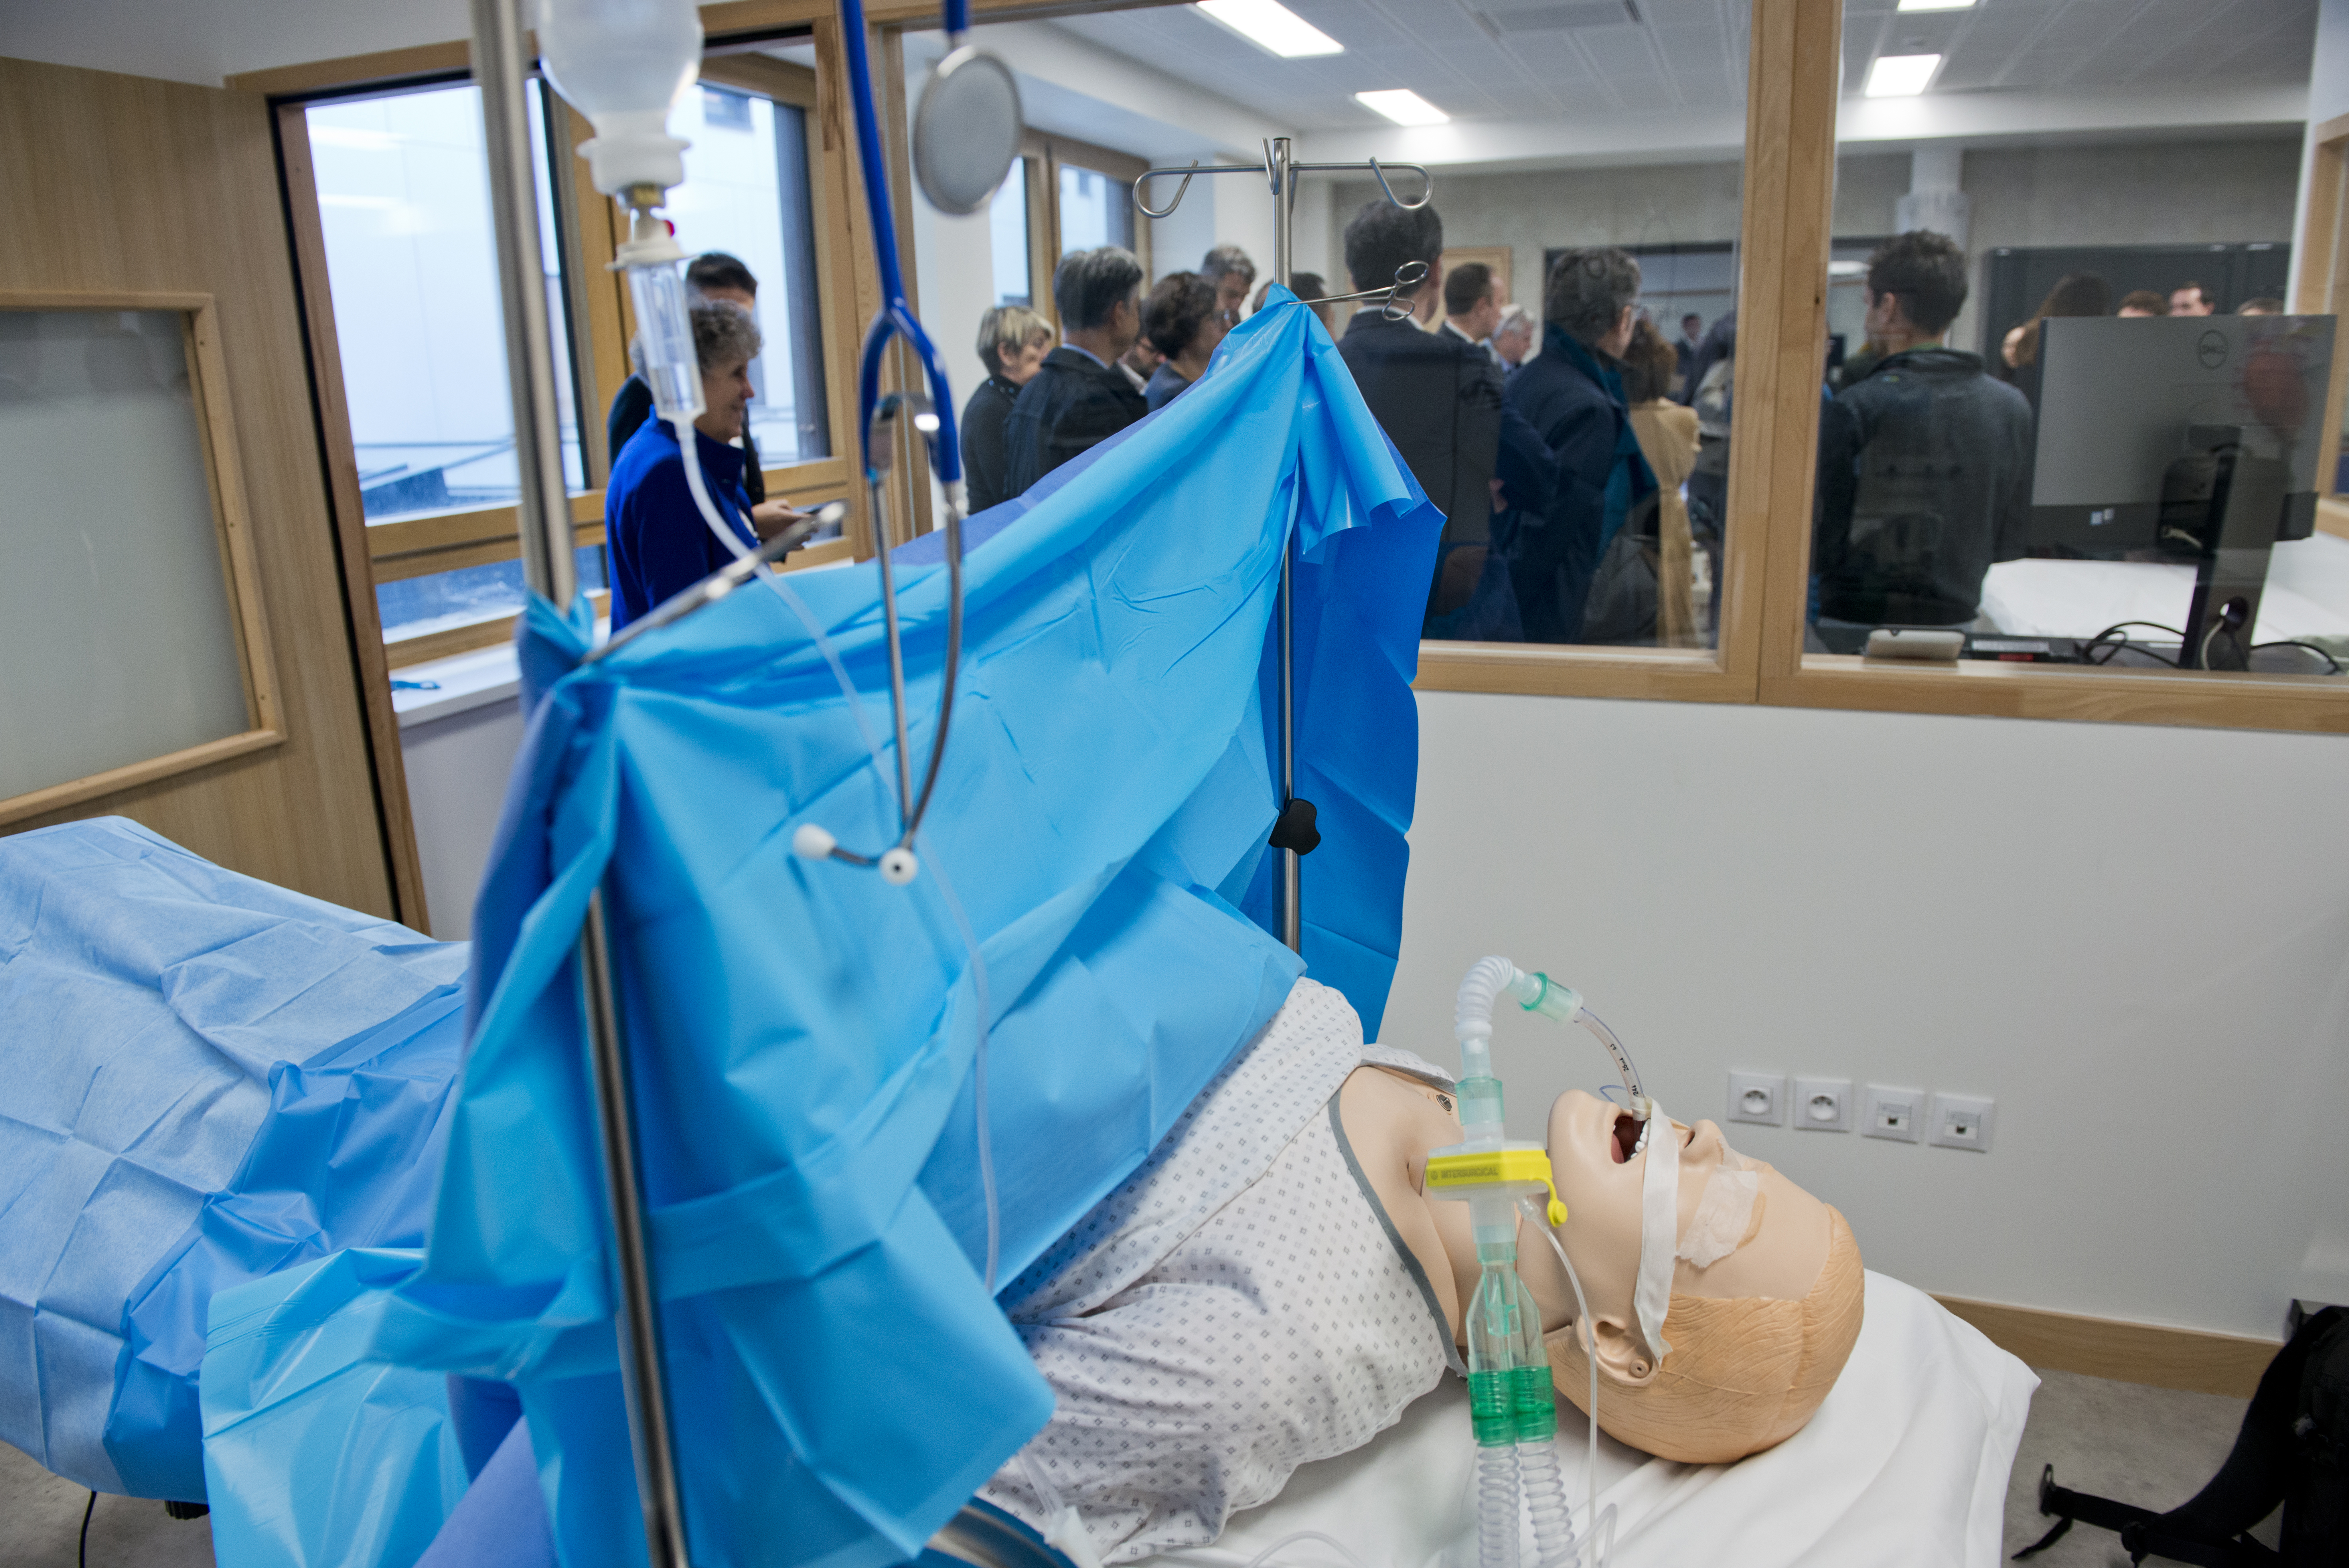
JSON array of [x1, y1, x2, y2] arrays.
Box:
[[2000, 1368, 2280, 1565], [0, 1446, 214, 1568], [0, 1365, 2282, 1567]]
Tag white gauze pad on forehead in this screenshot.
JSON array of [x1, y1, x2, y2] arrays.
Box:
[[1675, 1145, 1761, 1270]]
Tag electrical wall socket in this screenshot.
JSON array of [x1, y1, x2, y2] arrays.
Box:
[[1928, 1092, 1996, 1152], [1862, 1084, 1924, 1142], [1727, 1070, 1786, 1127], [1792, 1076, 1852, 1131]]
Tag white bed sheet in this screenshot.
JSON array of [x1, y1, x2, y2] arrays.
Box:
[[1144, 1273, 2037, 1568]]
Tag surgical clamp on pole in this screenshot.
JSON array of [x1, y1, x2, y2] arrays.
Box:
[[470, 1, 692, 1564], [1133, 143, 1433, 956]]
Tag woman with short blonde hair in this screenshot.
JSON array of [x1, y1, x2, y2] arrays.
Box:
[[963, 304, 1056, 512]]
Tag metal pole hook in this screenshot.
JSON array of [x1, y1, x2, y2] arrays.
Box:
[[1368, 157, 1434, 210], [1137, 162, 1199, 219]]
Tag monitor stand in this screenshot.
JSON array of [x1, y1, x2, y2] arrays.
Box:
[[2163, 426, 2296, 671]]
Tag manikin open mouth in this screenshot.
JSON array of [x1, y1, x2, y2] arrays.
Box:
[[1610, 1110, 1641, 1164]]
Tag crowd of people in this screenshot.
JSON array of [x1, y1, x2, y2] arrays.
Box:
[[944, 209, 1719, 648], [596, 222, 2293, 657]]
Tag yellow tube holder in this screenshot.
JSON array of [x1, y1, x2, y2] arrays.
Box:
[[1424, 1142, 1568, 1227]]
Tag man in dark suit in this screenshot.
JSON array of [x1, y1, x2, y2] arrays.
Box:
[[1506, 247, 1656, 644], [1003, 247, 1149, 496], [1332, 199, 1510, 636]]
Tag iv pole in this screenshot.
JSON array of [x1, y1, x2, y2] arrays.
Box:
[[1135, 141, 1431, 955], [468, 2, 692, 1565]]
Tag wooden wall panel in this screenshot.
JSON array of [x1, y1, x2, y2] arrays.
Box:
[[0, 57, 401, 919]]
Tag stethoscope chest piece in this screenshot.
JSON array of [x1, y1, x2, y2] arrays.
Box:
[[912, 44, 1023, 215]]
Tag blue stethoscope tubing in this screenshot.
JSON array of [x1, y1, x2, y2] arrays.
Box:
[[839, 0, 965, 491], [830, 0, 969, 857]]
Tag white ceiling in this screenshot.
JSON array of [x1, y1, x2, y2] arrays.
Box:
[[1051, 0, 2316, 135]]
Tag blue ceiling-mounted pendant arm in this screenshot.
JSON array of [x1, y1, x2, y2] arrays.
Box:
[[839, 0, 963, 490]]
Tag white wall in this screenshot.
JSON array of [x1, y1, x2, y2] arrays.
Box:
[[401, 698, 525, 942], [1391, 692, 2349, 1342]]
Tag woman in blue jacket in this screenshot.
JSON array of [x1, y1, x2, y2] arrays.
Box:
[[605, 301, 806, 629]]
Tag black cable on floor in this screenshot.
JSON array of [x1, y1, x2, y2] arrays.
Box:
[[79, 1489, 96, 1568]]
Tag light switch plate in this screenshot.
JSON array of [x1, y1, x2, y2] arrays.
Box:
[[1862, 1084, 1924, 1142], [1793, 1076, 1852, 1131], [1727, 1070, 1786, 1127], [1929, 1092, 1996, 1152]]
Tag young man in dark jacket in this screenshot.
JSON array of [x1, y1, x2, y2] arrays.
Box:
[[1505, 247, 1656, 644], [1811, 230, 2032, 652], [1002, 247, 1148, 497]]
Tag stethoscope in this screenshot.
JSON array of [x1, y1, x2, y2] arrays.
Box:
[[788, 0, 1022, 887]]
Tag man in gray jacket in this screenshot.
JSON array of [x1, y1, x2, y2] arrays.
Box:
[[1811, 230, 2033, 652]]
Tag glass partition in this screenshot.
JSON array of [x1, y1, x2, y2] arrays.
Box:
[[306, 81, 586, 523], [1802, 0, 2337, 677], [1384, 25, 1751, 653], [991, 157, 1033, 307], [662, 81, 833, 465], [1058, 163, 1135, 254]]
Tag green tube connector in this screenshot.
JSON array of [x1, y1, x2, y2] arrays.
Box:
[[1514, 970, 1581, 1027], [1464, 1242, 1557, 1447]]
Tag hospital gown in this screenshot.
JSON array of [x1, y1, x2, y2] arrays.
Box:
[[987, 979, 1462, 1563]]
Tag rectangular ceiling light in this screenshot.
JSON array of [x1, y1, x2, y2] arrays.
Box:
[[1356, 89, 1450, 126], [1897, 0, 1976, 10], [1864, 52, 1942, 96], [1194, 0, 1345, 57]]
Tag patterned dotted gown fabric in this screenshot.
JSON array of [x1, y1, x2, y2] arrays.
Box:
[[983, 979, 1459, 1564]]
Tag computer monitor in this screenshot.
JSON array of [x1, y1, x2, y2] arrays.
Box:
[[2028, 314, 2335, 667], [2031, 314, 2334, 542]]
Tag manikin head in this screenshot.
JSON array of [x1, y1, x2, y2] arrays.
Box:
[[1538, 1090, 1864, 1464]]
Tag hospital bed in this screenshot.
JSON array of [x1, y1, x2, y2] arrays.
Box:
[[1159, 1274, 2035, 1568]]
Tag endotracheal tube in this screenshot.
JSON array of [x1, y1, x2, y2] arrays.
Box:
[[1427, 956, 1633, 1568]]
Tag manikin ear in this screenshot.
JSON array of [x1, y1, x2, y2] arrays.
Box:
[[1582, 1313, 1664, 1389]]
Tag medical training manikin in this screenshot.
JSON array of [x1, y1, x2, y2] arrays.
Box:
[[0, 820, 1862, 1568], [983, 970, 1864, 1564]]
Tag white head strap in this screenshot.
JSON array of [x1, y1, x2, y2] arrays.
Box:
[[1633, 1102, 1678, 1368]]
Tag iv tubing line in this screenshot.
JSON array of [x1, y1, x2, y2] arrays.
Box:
[[1522, 1196, 1614, 1568]]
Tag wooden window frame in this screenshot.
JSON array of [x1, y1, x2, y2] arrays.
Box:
[[273, 40, 865, 673], [1023, 130, 1153, 327], [1748, 4, 2349, 737], [244, 0, 2349, 733], [1421, 0, 2349, 735], [0, 291, 286, 826], [2302, 111, 2349, 543]]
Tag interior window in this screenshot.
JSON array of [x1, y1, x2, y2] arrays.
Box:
[[991, 156, 1033, 307], [1806, 13, 2338, 678], [659, 81, 833, 466], [305, 81, 585, 524], [1057, 164, 1135, 254]]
